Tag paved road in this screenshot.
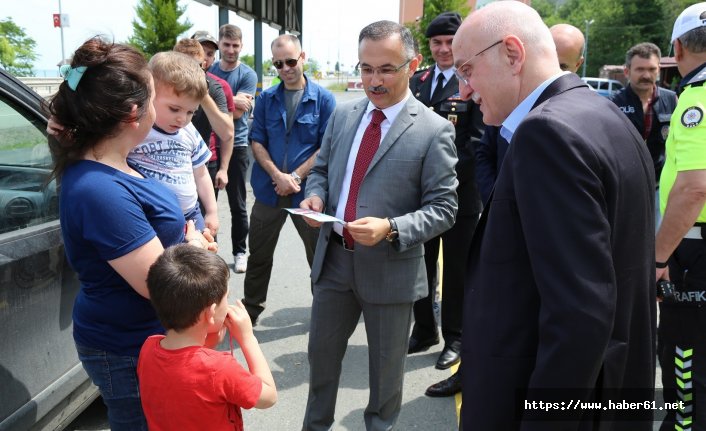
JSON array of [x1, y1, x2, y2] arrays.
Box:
[[67, 89, 459, 431]]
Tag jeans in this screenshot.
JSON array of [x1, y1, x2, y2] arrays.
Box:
[[75, 343, 147, 431], [226, 146, 250, 255]]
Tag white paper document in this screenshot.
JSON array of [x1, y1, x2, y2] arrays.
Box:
[[285, 208, 346, 224]]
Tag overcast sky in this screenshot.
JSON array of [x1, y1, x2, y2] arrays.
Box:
[[4, 0, 400, 75]]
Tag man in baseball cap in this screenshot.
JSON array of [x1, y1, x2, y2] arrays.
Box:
[[192, 31, 219, 69], [657, 3, 706, 430]]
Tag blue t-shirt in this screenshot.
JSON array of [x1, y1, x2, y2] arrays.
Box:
[[209, 61, 257, 147], [60, 160, 185, 356]]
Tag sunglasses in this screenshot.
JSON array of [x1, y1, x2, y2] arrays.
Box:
[[273, 53, 302, 69]]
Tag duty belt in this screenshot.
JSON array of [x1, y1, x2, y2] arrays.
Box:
[[684, 225, 706, 240]]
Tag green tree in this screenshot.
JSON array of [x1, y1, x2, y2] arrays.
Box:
[[240, 53, 255, 69], [405, 0, 470, 68], [305, 58, 320, 74], [263, 59, 273, 75], [0, 18, 37, 77], [658, 0, 697, 49], [128, 0, 192, 57], [552, 0, 666, 76]]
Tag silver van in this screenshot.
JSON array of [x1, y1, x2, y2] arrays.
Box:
[[581, 77, 624, 97]]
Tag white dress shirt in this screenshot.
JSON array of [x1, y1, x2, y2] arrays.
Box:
[[334, 91, 412, 235]]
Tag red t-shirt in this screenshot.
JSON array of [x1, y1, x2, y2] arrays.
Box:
[[137, 335, 262, 431], [207, 72, 235, 162]]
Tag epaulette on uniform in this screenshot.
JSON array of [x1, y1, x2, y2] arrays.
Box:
[[412, 67, 432, 82]]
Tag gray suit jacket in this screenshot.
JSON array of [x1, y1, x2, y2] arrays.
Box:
[[305, 95, 459, 304]]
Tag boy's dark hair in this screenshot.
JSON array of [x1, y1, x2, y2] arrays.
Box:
[[147, 244, 229, 331]]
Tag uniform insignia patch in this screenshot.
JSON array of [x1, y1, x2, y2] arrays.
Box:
[[448, 114, 458, 125], [681, 106, 703, 128], [661, 125, 670, 141]]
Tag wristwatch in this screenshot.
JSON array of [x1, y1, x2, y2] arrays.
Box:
[[385, 217, 399, 242], [291, 172, 302, 185]]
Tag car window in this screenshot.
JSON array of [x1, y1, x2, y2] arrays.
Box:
[[585, 79, 598, 89], [598, 81, 609, 90], [0, 95, 57, 234]]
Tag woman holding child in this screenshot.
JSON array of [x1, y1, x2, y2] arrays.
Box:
[[46, 37, 216, 430]]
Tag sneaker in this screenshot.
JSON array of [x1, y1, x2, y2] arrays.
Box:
[[234, 253, 247, 273]]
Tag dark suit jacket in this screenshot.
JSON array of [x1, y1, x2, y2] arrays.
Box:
[[410, 69, 483, 215], [462, 74, 657, 431], [474, 125, 509, 203]]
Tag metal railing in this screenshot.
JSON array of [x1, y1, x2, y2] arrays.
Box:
[[17, 77, 62, 98]]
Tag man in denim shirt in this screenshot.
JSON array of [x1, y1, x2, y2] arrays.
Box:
[[243, 34, 336, 324]]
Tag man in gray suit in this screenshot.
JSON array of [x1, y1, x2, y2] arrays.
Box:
[[299, 20, 459, 431]]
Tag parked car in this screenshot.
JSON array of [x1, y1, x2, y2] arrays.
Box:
[[581, 77, 624, 97], [0, 69, 98, 430]]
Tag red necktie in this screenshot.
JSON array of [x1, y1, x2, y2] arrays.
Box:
[[343, 109, 386, 248]]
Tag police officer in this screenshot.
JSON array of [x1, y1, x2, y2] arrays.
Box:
[[656, 3, 706, 430], [408, 12, 484, 371], [610, 42, 677, 224]]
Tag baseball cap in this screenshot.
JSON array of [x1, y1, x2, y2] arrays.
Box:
[[191, 31, 218, 49], [671, 2, 706, 43]]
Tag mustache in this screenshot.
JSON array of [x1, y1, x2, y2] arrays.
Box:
[[367, 86, 388, 93]]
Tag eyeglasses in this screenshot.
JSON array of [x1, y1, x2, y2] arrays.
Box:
[[454, 39, 503, 86], [273, 53, 302, 69], [356, 58, 412, 77]]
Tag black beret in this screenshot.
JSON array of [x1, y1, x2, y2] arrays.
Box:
[[425, 12, 462, 38]]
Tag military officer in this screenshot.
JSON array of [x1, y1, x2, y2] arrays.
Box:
[[408, 11, 484, 371]]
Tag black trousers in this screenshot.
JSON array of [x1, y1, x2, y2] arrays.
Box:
[[412, 213, 478, 348], [659, 238, 706, 431], [226, 146, 250, 255]]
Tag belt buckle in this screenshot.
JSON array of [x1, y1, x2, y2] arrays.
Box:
[[333, 231, 354, 252], [342, 236, 354, 252]]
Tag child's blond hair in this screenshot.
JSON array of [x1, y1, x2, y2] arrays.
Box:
[[148, 51, 207, 100]]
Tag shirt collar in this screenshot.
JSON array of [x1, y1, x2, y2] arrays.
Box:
[[500, 71, 568, 143], [365, 90, 411, 125], [434, 64, 455, 83], [678, 61, 706, 95]]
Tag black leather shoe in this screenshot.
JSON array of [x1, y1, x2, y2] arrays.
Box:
[[425, 372, 462, 397], [435, 345, 461, 369], [407, 335, 440, 354]]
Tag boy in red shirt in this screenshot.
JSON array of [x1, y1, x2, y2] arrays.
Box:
[[138, 244, 277, 430]]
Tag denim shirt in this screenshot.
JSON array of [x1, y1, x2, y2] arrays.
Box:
[[249, 74, 336, 207]]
